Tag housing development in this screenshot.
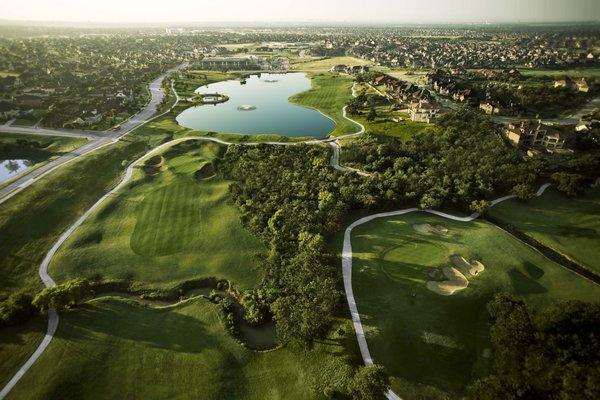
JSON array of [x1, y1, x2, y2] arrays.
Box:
[[0, 3, 599, 400]]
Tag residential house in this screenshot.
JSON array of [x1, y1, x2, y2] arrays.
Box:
[[408, 100, 439, 123], [576, 78, 589, 93], [479, 101, 500, 115], [330, 64, 348, 73], [504, 120, 566, 151]]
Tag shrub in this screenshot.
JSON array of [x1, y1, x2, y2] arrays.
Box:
[[0, 290, 38, 327], [33, 278, 93, 312]]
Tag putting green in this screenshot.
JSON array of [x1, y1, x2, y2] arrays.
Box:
[[49, 141, 264, 289], [349, 213, 600, 399], [489, 187, 600, 275], [4, 297, 356, 400]]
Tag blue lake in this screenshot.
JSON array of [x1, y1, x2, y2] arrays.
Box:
[[0, 159, 32, 183], [176, 72, 335, 137]]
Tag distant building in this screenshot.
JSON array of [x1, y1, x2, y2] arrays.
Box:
[[198, 56, 262, 70], [479, 102, 500, 115], [330, 64, 349, 73], [576, 78, 590, 93], [504, 120, 566, 151], [554, 77, 577, 90]]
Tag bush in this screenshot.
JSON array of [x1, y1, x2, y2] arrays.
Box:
[[0, 290, 38, 327], [33, 278, 93, 312], [348, 365, 389, 400]]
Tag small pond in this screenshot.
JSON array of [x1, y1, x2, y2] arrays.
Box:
[[0, 159, 32, 183], [176, 72, 335, 137]]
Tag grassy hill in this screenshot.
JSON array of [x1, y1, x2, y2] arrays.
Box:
[[347, 213, 600, 399], [488, 187, 600, 275], [4, 297, 358, 400], [290, 73, 360, 137], [49, 140, 265, 290]]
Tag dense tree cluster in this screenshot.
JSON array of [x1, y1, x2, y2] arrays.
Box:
[[342, 108, 538, 211], [469, 293, 600, 399], [219, 144, 364, 343]]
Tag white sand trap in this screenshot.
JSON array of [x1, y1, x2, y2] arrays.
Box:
[[413, 223, 449, 235], [426, 267, 469, 296], [450, 255, 485, 276]]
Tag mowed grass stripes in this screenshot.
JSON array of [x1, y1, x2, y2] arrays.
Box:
[[49, 141, 264, 289]]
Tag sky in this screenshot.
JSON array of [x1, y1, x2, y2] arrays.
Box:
[[0, 0, 598, 24]]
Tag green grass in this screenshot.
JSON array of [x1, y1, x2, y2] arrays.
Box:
[[290, 73, 360, 137], [355, 115, 440, 141], [518, 68, 600, 78], [0, 316, 46, 390], [5, 297, 358, 400], [0, 133, 86, 159], [0, 116, 176, 298], [488, 187, 600, 275], [49, 140, 265, 290], [290, 56, 371, 72], [348, 213, 600, 399]]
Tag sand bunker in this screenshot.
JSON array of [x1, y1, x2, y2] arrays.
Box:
[[413, 223, 448, 235], [450, 255, 485, 277], [426, 267, 469, 296]]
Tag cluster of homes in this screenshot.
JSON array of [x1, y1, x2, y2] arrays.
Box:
[[370, 74, 441, 123], [348, 31, 598, 70], [329, 64, 370, 75], [197, 55, 289, 71], [554, 77, 590, 93]]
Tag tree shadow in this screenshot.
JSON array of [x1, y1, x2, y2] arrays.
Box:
[[508, 268, 547, 295]]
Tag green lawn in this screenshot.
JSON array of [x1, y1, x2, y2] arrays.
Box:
[[488, 187, 600, 275], [518, 68, 600, 78], [0, 316, 46, 390], [5, 297, 357, 400], [348, 213, 600, 399], [290, 56, 371, 72], [0, 117, 175, 298], [355, 115, 440, 141], [290, 73, 360, 137], [0, 133, 85, 159], [49, 140, 265, 290]]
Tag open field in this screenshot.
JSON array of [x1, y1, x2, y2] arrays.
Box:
[[348, 213, 600, 398], [354, 112, 440, 141], [517, 68, 600, 78], [289, 73, 359, 137], [290, 56, 371, 72], [5, 297, 358, 400], [488, 187, 600, 275], [0, 117, 176, 298], [0, 316, 46, 390], [49, 140, 265, 290]]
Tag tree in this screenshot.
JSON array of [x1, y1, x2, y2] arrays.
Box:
[[468, 294, 600, 399], [551, 172, 585, 197], [470, 199, 491, 215], [0, 290, 38, 326], [366, 107, 377, 122], [33, 278, 93, 312], [348, 365, 389, 400], [512, 183, 535, 201]]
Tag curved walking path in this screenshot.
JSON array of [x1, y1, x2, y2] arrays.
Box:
[[0, 79, 368, 398], [341, 183, 552, 400]]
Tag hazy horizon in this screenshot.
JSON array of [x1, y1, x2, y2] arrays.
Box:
[[0, 0, 598, 25]]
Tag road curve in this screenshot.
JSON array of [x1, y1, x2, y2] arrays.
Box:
[[0, 64, 186, 206], [341, 183, 552, 400], [0, 74, 369, 398]]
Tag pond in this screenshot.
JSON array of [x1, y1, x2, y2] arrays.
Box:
[[176, 72, 335, 137], [0, 159, 32, 183]]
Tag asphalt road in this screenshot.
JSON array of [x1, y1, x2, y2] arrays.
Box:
[[0, 64, 186, 205]]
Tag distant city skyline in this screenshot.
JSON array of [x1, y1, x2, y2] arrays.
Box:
[[0, 0, 598, 24]]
